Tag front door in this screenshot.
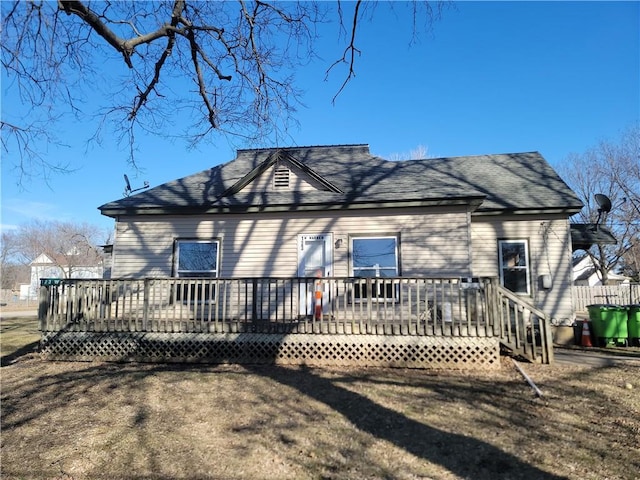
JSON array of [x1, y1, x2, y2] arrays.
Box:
[[298, 234, 333, 316]]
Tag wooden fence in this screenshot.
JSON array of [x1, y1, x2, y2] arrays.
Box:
[[573, 284, 640, 313]]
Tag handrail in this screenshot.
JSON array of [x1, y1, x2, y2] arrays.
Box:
[[495, 284, 551, 320], [491, 282, 554, 364]]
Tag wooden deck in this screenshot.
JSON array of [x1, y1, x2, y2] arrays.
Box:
[[38, 277, 553, 367]]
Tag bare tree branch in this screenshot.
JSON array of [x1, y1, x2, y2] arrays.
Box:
[[128, 1, 186, 120], [560, 123, 640, 282], [2, 1, 446, 180], [327, 0, 362, 103], [58, 0, 135, 67]]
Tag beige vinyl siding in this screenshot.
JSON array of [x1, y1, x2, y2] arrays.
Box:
[[471, 215, 575, 323], [111, 207, 473, 280]]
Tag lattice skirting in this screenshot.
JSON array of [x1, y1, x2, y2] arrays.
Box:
[[40, 332, 499, 369]]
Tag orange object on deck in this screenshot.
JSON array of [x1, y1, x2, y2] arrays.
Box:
[[314, 283, 323, 320]]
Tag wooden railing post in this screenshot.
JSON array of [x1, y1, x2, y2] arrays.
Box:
[[143, 278, 150, 331], [366, 277, 373, 325], [38, 283, 50, 332], [483, 278, 497, 336], [252, 278, 258, 321], [541, 312, 554, 364]]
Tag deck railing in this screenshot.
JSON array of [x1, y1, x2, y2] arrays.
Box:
[[38, 276, 552, 362], [39, 277, 492, 336], [486, 282, 554, 364]]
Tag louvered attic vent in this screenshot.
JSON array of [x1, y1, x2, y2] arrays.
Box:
[[273, 165, 291, 190]]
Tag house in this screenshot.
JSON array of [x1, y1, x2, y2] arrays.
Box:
[[39, 145, 584, 367], [572, 255, 629, 286], [27, 252, 104, 300], [99, 145, 582, 321]]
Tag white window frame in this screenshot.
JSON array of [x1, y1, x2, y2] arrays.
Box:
[[350, 235, 399, 302], [498, 239, 531, 295], [174, 239, 220, 304], [175, 239, 220, 278]]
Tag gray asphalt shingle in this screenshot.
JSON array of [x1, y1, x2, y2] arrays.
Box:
[[99, 144, 583, 216]]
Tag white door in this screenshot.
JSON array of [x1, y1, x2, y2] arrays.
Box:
[[298, 234, 333, 316]]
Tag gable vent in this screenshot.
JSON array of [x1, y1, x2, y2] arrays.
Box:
[[273, 165, 291, 190]]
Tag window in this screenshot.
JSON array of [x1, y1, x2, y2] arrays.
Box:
[[176, 240, 219, 277], [351, 236, 398, 301], [175, 240, 219, 302], [498, 240, 530, 294]]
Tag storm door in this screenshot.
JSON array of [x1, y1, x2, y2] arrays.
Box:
[[297, 234, 333, 316]]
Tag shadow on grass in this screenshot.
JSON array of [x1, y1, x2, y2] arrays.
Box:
[[248, 364, 568, 480], [0, 341, 39, 367], [3, 359, 592, 480]]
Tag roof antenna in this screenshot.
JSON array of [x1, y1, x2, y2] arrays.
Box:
[[123, 174, 149, 197], [593, 193, 612, 231]]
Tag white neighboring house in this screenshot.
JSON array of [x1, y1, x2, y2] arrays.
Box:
[[572, 255, 630, 286], [25, 253, 104, 300]]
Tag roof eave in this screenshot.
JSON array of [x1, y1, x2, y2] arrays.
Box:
[[472, 206, 583, 216], [570, 223, 618, 251], [100, 197, 485, 217]]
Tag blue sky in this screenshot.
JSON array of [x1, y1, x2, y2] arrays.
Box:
[[1, 1, 638, 236]]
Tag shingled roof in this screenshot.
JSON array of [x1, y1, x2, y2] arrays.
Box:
[[99, 144, 583, 217]]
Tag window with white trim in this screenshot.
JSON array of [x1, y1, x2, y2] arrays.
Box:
[[498, 240, 530, 294], [176, 240, 219, 277], [175, 239, 219, 302], [351, 236, 398, 301]]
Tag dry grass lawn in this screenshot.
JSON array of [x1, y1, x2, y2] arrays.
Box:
[[0, 315, 40, 364], [1, 316, 639, 480]]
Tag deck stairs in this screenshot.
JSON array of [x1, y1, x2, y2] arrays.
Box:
[[491, 284, 554, 364]]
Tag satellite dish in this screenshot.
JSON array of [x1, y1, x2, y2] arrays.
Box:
[[123, 174, 132, 196], [593, 193, 612, 230], [123, 174, 149, 197], [595, 193, 612, 213]]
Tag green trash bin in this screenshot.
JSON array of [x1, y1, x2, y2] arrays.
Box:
[[586, 304, 629, 347], [628, 305, 640, 347]]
